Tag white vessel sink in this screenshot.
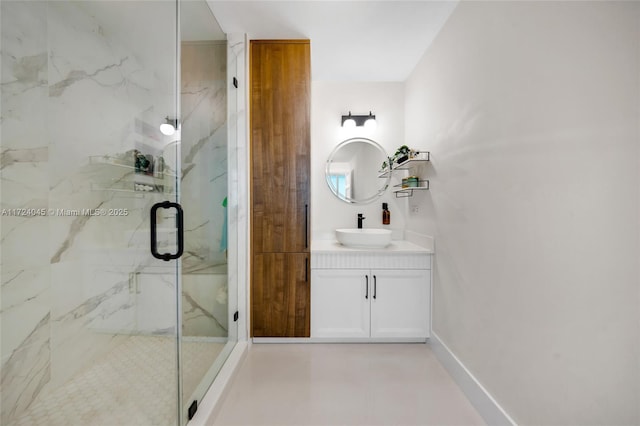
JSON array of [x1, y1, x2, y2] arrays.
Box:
[[335, 228, 392, 248]]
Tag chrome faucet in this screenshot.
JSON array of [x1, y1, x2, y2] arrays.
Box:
[[357, 213, 365, 229]]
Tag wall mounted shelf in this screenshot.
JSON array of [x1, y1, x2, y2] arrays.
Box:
[[378, 152, 430, 178], [89, 155, 176, 194], [377, 151, 430, 197], [393, 181, 430, 198]]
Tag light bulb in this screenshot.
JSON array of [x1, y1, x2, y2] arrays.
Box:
[[343, 118, 356, 128], [160, 123, 176, 136], [364, 117, 377, 131]]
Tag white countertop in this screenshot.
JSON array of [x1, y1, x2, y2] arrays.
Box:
[[312, 239, 433, 254]]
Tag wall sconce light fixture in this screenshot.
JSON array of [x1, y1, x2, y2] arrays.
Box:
[[341, 111, 376, 130], [160, 117, 179, 136]]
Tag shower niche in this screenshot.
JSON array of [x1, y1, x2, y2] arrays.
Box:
[[89, 152, 176, 194]]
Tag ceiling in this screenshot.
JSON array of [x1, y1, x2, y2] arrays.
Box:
[[182, 1, 226, 41], [207, 1, 459, 81]]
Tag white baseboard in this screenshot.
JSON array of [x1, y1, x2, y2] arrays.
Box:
[[187, 341, 248, 426], [252, 337, 427, 344], [429, 333, 517, 426], [182, 336, 229, 343]]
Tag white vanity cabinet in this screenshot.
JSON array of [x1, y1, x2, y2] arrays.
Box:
[[369, 269, 430, 338], [311, 269, 371, 338], [310, 241, 431, 341]]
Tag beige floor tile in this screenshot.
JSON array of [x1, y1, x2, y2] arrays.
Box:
[[214, 343, 485, 426]]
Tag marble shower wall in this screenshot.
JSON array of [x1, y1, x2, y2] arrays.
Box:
[[181, 41, 227, 271], [1, 2, 179, 423], [180, 41, 228, 337], [1, 2, 50, 423]]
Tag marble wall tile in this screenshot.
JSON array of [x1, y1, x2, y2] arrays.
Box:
[[1, 1, 48, 152], [1, 4, 51, 422], [136, 272, 177, 334], [1, 266, 50, 363], [0, 264, 51, 426], [1, 216, 49, 270], [0, 312, 50, 426], [180, 41, 227, 271], [182, 273, 228, 337], [179, 41, 230, 341], [46, 1, 171, 168]]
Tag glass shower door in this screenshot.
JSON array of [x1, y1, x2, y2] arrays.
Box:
[[178, 1, 238, 423], [1, 1, 182, 425]]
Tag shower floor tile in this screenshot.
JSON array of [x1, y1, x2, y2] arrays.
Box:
[[9, 336, 225, 426]]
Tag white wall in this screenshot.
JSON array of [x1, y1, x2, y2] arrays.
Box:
[[311, 81, 407, 238], [404, 2, 640, 424]]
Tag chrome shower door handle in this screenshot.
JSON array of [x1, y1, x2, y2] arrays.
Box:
[[150, 201, 184, 261]]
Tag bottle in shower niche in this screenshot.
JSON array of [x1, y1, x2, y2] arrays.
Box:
[[382, 203, 390, 225], [153, 156, 164, 178]]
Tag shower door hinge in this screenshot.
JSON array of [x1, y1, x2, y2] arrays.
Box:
[[233, 311, 239, 322], [188, 400, 198, 420], [232, 77, 238, 88]]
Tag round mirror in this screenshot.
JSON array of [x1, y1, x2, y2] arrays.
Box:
[[325, 137, 390, 204]]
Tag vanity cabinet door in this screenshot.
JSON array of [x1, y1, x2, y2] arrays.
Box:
[[311, 269, 370, 338], [370, 269, 430, 339], [252, 253, 310, 337], [250, 40, 310, 254]]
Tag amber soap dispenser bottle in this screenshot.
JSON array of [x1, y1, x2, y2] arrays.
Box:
[[382, 203, 390, 225]]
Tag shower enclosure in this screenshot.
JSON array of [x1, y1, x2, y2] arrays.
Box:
[[0, 1, 238, 424]]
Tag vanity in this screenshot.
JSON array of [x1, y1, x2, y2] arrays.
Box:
[[311, 239, 432, 342], [303, 136, 432, 342]]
